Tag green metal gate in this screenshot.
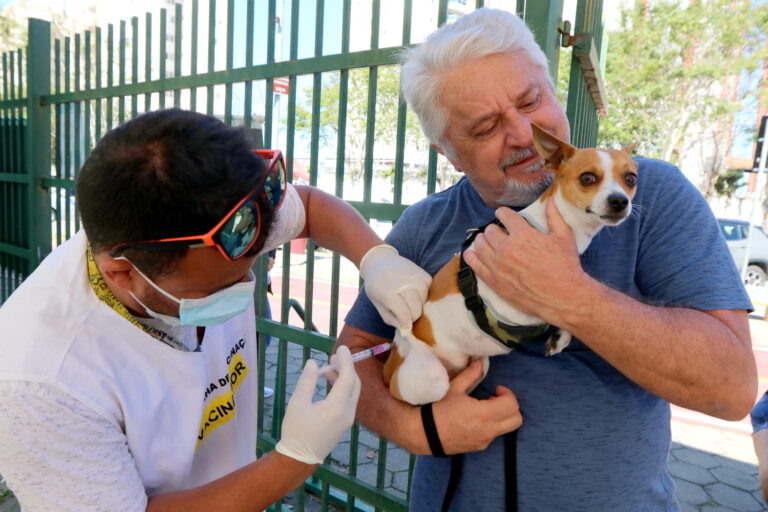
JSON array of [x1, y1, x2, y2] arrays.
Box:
[[0, 1, 606, 510]]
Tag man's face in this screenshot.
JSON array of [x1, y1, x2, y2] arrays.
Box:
[[439, 51, 570, 208], [132, 247, 257, 318]]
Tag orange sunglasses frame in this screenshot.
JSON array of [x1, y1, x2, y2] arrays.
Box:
[[108, 149, 287, 261]]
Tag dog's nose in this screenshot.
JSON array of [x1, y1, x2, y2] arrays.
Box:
[[607, 194, 629, 212]]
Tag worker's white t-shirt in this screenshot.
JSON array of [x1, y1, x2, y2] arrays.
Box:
[[0, 185, 306, 511]]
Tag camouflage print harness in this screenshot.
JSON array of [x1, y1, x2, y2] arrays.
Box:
[[456, 218, 558, 350]]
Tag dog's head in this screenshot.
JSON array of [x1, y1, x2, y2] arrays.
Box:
[[531, 123, 637, 227]]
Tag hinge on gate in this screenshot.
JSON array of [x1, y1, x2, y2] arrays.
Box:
[[557, 21, 585, 48]]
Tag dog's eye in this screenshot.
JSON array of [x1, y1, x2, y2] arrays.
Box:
[[624, 173, 638, 187], [579, 172, 597, 186]]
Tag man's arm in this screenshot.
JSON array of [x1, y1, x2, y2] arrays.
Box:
[[293, 185, 431, 330], [465, 201, 756, 420], [147, 453, 314, 512], [334, 325, 523, 454], [293, 185, 381, 266]]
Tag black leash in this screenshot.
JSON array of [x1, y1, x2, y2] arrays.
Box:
[[439, 432, 518, 512]]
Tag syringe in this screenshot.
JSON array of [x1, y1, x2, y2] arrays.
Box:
[[317, 342, 392, 377]]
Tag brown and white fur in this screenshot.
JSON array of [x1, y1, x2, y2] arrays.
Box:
[[383, 124, 638, 405]]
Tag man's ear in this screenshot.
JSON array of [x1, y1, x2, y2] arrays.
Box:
[[531, 122, 575, 171], [430, 143, 464, 173], [96, 253, 138, 292]]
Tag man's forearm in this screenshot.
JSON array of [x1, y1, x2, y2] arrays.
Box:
[[550, 278, 756, 420], [146, 451, 315, 512], [296, 185, 382, 267]]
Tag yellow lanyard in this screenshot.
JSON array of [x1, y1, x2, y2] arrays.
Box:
[[86, 246, 188, 351]]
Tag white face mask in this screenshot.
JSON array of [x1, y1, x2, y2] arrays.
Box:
[[256, 183, 306, 256], [117, 257, 255, 327]]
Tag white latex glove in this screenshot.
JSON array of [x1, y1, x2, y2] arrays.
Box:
[[359, 244, 432, 331], [275, 345, 361, 465]]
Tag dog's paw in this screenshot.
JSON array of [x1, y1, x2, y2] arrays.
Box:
[[545, 330, 572, 356], [393, 354, 450, 406]]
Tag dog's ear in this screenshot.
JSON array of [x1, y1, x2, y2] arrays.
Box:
[[531, 123, 575, 171], [621, 143, 637, 155]]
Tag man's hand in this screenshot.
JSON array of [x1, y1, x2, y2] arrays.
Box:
[[334, 327, 521, 456], [359, 244, 432, 330], [464, 199, 588, 322], [430, 360, 522, 455]]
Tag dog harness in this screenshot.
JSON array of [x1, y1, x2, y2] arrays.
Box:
[[456, 217, 558, 349]]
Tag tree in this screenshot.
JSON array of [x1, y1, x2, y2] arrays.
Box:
[[294, 65, 427, 184], [598, 0, 768, 201]]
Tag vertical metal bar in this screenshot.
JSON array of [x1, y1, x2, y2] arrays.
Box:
[[53, 39, 61, 244], [329, 0, 352, 344], [119, 20, 126, 123], [107, 24, 114, 130], [160, 8, 167, 109], [84, 30, 91, 155], [26, 19, 52, 265], [206, 0, 216, 115], [393, 0, 413, 206], [438, 0, 448, 26], [190, 0, 198, 111], [132, 16, 139, 117], [525, 0, 564, 82], [362, 0, 381, 204], [64, 36, 72, 239], [243, 0, 254, 128], [224, 0, 234, 125], [263, 0, 276, 147], [145, 13, 152, 111], [174, 3, 182, 107], [95, 27, 102, 141], [74, 33, 82, 233]]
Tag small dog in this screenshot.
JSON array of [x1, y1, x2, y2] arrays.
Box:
[[384, 124, 638, 405]]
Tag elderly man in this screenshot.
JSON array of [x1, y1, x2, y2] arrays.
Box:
[[336, 8, 755, 511]]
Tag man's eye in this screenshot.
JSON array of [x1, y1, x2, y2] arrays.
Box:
[[521, 95, 541, 110], [579, 172, 597, 186], [475, 123, 496, 136]]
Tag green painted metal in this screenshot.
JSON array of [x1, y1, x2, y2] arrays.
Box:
[[1, 2, 608, 509], [566, 0, 605, 148], [525, 0, 565, 81]]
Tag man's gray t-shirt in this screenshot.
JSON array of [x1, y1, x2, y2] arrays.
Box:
[[345, 158, 751, 511]]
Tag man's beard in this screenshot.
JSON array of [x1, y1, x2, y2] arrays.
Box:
[[495, 147, 552, 207]]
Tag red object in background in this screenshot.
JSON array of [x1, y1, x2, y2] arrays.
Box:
[[290, 238, 306, 254], [273, 77, 289, 95]]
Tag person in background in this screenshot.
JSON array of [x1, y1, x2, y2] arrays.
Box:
[[0, 108, 431, 512], [335, 8, 755, 511], [751, 391, 768, 503]]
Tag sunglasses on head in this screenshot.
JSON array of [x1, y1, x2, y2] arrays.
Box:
[[108, 149, 288, 261]]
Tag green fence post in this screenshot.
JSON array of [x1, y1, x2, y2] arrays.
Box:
[[524, 0, 564, 82], [26, 18, 52, 265]]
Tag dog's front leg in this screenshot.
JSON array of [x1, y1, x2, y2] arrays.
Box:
[[390, 331, 451, 406], [545, 329, 572, 356]]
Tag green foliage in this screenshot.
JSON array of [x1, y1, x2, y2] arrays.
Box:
[[714, 168, 745, 198], [294, 65, 425, 182], [598, 0, 768, 191]]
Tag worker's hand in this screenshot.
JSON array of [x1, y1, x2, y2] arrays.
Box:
[[359, 244, 432, 330], [275, 346, 361, 465]]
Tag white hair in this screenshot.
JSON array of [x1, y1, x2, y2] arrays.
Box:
[[399, 8, 551, 152]]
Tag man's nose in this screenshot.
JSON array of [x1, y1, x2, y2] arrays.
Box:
[[502, 111, 533, 148]]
